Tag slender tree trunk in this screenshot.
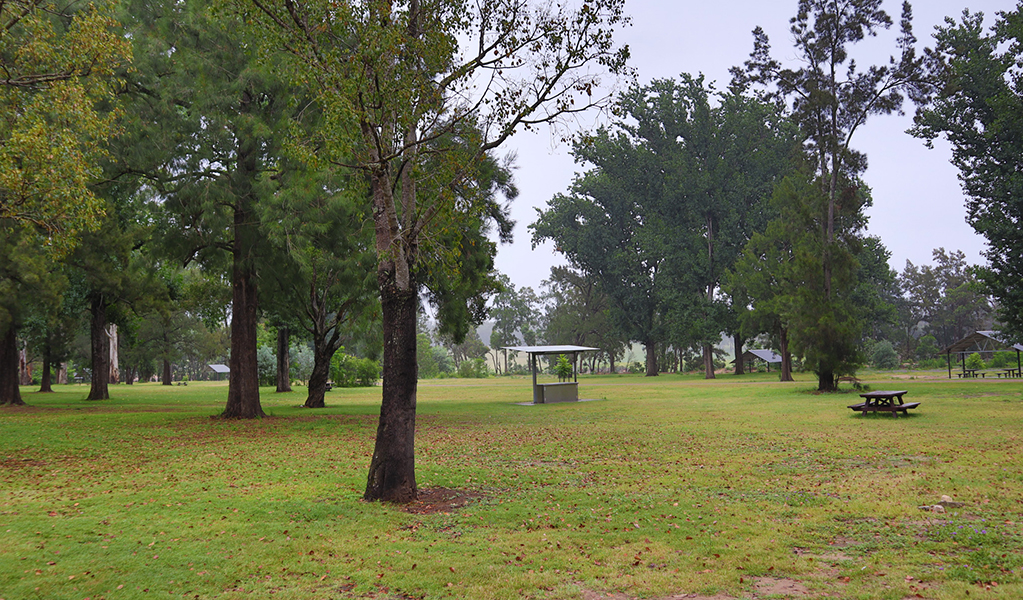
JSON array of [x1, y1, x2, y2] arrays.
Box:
[[57, 362, 68, 385], [276, 326, 292, 392], [703, 343, 716, 379], [645, 340, 658, 376], [304, 343, 332, 408], [733, 334, 745, 375], [124, 366, 135, 385], [162, 358, 172, 385], [1, 325, 25, 406], [88, 295, 110, 400], [222, 91, 264, 419], [107, 323, 119, 384], [39, 344, 53, 392], [779, 328, 794, 382], [365, 281, 419, 502]]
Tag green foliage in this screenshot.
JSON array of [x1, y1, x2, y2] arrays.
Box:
[[330, 352, 380, 388], [456, 357, 489, 379], [553, 354, 573, 382], [912, 8, 1023, 340], [870, 340, 900, 370], [989, 351, 1016, 369], [416, 333, 439, 379], [965, 352, 986, 371], [900, 249, 992, 348], [916, 335, 940, 360], [0, 0, 131, 254]]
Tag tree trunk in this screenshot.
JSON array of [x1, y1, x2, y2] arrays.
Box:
[[276, 326, 292, 392], [87, 295, 110, 400], [162, 358, 172, 385], [1, 325, 25, 406], [107, 323, 119, 384], [222, 229, 263, 417], [39, 344, 53, 392], [779, 328, 794, 382], [817, 368, 837, 392], [221, 91, 264, 419], [19, 345, 31, 385], [703, 343, 716, 379], [733, 334, 745, 375], [364, 281, 419, 503], [57, 362, 68, 385], [304, 344, 332, 408], [644, 340, 658, 376]]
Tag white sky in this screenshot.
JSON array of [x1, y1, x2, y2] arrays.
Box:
[[492, 0, 1015, 293]]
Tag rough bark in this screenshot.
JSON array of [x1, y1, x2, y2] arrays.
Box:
[[39, 344, 54, 392], [107, 323, 119, 384], [733, 335, 745, 375], [779, 328, 794, 382], [304, 347, 331, 408], [644, 340, 658, 376], [161, 358, 172, 385], [1, 326, 25, 406], [817, 368, 837, 392], [703, 343, 716, 379], [276, 326, 292, 392], [364, 281, 419, 503], [87, 295, 110, 400], [221, 90, 265, 419]]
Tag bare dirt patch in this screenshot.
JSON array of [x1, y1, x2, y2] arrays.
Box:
[[753, 577, 811, 597], [398, 487, 486, 515], [581, 592, 737, 600]]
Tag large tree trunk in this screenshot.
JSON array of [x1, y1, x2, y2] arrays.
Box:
[[161, 358, 172, 385], [644, 340, 658, 376], [222, 219, 263, 418], [222, 91, 264, 419], [703, 343, 716, 379], [733, 335, 745, 375], [1, 326, 25, 406], [364, 278, 419, 503], [87, 295, 110, 400], [779, 328, 794, 382], [276, 326, 292, 392], [304, 342, 333, 408], [57, 362, 68, 385], [39, 344, 53, 392], [817, 368, 837, 392]]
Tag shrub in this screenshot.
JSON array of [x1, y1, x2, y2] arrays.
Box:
[[870, 340, 900, 370], [989, 351, 1016, 368], [965, 352, 986, 370], [256, 345, 276, 386], [330, 352, 380, 387], [457, 357, 489, 379], [553, 354, 573, 381], [290, 344, 314, 382], [916, 334, 939, 359]]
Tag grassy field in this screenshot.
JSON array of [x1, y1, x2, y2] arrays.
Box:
[[2, 371, 1022, 600]]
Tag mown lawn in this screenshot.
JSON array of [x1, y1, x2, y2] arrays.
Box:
[[2, 372, 1022, 600]]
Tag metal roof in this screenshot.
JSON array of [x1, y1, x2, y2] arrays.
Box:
[[502, 345, 600, 355], [208, 364, 230, 373], [736, 349, 783, 363], [943, 331, 1023, 354]]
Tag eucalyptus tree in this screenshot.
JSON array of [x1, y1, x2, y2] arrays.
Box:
[[732, 0, 930, 390], [911, 8, 1023, 339], [238, 0, 630, 502], [489, 274, 540, 373]]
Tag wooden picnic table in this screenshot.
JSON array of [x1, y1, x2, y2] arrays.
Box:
[[999, 368, 1021, 378], [848, 390, 920, 418]]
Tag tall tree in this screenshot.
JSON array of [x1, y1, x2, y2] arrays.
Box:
[[489, 274, 540, 373], [900, 248, 992, 348], [241, 0, 629, 502], [733, 0, 929, 391], [911, 7, 1023, 340]]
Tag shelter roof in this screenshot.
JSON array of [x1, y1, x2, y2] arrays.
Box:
[[736, 349, 782, 363], [943, 331, 1023, 354], [208, 364, 230, 373], [502, 345, 600, 356]]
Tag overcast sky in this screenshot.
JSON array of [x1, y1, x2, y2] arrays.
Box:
[[491, 0, 1016, 293]]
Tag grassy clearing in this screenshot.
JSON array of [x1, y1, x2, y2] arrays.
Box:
[[2, 372, 1022, 599]]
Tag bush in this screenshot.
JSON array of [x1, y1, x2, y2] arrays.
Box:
[[457, 357, 489, 379], [256, 345, 276, 386], [870, 340, 900, 370], [553, 354, 573, 381], [965, 352, 986, 370], [290, 344, 315, 382], [330, 352, 380, 387], [989, 351, 1016, 368], [916, 334, 940, 359]]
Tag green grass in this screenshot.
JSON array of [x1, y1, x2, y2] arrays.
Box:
[[2, 372, 1022, 599]]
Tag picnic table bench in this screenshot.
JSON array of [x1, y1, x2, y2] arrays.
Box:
[[848, 390, 920, 418], [997, 368, 1021, 378]]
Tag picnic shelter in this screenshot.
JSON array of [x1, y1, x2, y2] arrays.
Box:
[[733, 349, 783, 373], [942, 331, 1022, 378], [502, 345, 599, 404]]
